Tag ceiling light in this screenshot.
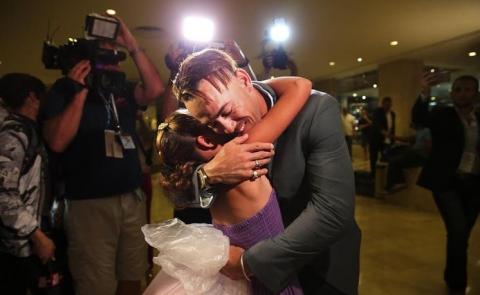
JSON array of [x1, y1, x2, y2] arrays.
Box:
[[353, 93, 358, 97], [372, 83, 378, 88], [357, 57, 363, 62], [182, 16, 214, 42], [329, 61, 335, 66], [431, 96, 436, 101], [430, 68, 436, 73], [106, 9, 116, 16], [362, 95, 366, 99], [390, 40, 399, 46], [468, 51, 477, 57]]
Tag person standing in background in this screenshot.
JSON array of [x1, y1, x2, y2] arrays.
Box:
[[341, 106, 356, 158], [0, 73, 54, 295], [357, 107, 372, 161], [369, 97, 396, 177], [41, 15, 164, 295], [418, 75, 480, 295]]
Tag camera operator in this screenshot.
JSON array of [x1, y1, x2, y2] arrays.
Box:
[[41, 15, 164, 295]]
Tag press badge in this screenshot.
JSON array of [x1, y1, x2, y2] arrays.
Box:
[[105, 130, 124, 158], [119, 134, 136, 150]]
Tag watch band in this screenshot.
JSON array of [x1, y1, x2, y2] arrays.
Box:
[[197, 166, 210, 190]]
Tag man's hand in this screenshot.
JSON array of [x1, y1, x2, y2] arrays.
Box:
[[31, 229, 56, 264], [221, 245, 247, 280], [420, 71, 440, 97], [203, 134, 274, 185], [112, 16, 139, 52], [68, 60, 91, 86]]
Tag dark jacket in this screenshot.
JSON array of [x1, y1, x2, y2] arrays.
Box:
[[418, 106, 480, 192], [244, 83, 361, 295]]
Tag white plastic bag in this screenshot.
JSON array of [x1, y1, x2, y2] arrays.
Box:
[[142, 218, 251, 295]]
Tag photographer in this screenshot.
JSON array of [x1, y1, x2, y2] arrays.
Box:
[[41, 15, 164, 295], [0, 73, 54, 294]]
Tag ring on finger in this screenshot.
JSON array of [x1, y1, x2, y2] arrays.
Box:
[[251, 170, 259, 180], [254, 160, 260, 169]]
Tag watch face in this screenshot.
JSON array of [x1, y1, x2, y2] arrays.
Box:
[[200, 190, 215, 208]]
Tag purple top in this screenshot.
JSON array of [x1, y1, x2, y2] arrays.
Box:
[[214, 191, 303, 295]]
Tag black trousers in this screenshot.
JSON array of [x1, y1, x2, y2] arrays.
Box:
[[433, 176, 480, 290], [369, 142, 384, 178], [0, 252, 44, 295]]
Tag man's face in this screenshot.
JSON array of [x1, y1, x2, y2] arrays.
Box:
[[382, 99, 392, 111], [451, 79, 478, 108], [97, 41, 122, 72], [185, 74, 262, 135]]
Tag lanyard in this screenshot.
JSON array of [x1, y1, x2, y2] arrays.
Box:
[[101, 92, 121, 132]]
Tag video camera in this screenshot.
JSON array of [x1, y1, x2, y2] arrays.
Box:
[[42, 13, 127, 95]]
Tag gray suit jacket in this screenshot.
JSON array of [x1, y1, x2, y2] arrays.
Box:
[[244, 83, 361, 294]]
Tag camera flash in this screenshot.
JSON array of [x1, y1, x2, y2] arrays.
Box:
[[106, 9, 116, 16], [182, 16, 214, 42]]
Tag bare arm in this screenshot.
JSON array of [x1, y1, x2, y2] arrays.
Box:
[[246, 77, 312, 144], [202, 77, 311, 185], [43, 60, 90, 153], [114, 16, 165, 106]]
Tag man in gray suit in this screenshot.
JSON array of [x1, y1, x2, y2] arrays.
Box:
[[173, 49, 361, 295]]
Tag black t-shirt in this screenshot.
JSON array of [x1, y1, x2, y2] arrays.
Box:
[[42, 77, 142, 199]]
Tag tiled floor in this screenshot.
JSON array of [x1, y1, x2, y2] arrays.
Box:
[[356, 196, 480, 295], [148, 144, 480, 294]]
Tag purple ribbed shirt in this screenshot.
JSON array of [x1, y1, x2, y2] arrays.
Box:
[[214, 191, 303, 295]]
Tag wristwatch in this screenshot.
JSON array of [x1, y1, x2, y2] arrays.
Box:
[[197, 166, 210, 190]]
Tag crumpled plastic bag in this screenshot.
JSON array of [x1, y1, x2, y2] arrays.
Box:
[[142, 218, 251, 295]]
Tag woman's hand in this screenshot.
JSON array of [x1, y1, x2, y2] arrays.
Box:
[[203, 134, 274, 185]]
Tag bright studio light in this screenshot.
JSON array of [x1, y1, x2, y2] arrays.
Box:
[[182, 16, 214, 42], [269, 18, 290, 42]]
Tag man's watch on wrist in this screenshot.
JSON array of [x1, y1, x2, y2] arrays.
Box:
[[197, 166, 210, 190]]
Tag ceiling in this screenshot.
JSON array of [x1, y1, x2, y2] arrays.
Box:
[[1, 0, 480, 85]]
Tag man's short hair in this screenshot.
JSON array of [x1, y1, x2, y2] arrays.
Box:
[[0, 73, 45, 110], [453, 75, 479, 91], [382, 96, 392, 103], [173, 49, 238, 103]]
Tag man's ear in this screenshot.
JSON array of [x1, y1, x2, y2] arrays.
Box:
[[196, 135, 215, 149], [235, 68, 253, 89]]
